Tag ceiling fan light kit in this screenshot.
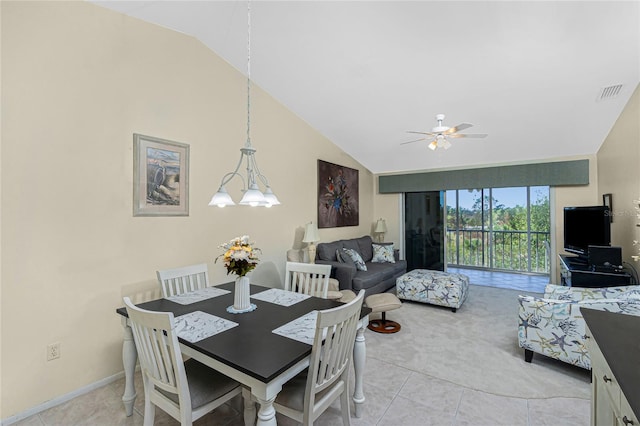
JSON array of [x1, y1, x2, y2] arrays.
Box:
[[403, 114, 487, 151]]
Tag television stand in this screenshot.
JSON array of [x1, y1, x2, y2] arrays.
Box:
[[559, 254, 632, 287]]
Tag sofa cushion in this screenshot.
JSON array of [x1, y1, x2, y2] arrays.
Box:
[[386, 260, 407, 277], [355, 236, 374, 262], [317, 240, 341, 261], [350, 260, 407, 292], [341, 239, 361, 253], [367, 262, 396, 280], [623, 289, 640, 300], [352, 268, 387, 292], [543, 283, 639, 301]]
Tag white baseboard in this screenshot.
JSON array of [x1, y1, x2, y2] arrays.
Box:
[[1, 371, 126, 426]]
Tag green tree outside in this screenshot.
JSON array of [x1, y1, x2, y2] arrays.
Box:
[[447, 187, 550, 273]]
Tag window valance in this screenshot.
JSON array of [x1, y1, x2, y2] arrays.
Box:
[[378, 159, 589, 193]]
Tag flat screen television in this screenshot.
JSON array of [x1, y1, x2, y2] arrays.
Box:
[[563, 206, 611, 258]]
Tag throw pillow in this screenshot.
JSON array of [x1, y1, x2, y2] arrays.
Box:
[[372, 243, 395, 263], [341, 248, 367, 271], [336, 248, 356, 268]]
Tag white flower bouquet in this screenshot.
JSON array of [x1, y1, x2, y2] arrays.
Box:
[[216, 235, 260, 276]]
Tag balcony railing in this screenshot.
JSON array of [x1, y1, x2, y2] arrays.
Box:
[[446, 229, 550, 274]]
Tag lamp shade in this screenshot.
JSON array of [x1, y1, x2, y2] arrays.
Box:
[[239, 183, 267, 207], [302, 222, 320, 243], [209, 186, 236, 207], [375, 219, 387, 233], [262, 187, 281, 207]]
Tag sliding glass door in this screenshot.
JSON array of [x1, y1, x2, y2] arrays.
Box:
[[404, 191, 445, 271]]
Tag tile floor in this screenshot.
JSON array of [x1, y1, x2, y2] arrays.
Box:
[[11, 270, 587, 426], [11, 357, 590, 426], [448, 267, 549, 293]]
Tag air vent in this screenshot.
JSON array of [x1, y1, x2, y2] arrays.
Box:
[[596, 84, 623, 101]]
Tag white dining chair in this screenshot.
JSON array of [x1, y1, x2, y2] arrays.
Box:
[[157, 263, 209, 298], [272, 289, 365, 425], [284, 261, 331, 299], [123, 297, 245, 426]]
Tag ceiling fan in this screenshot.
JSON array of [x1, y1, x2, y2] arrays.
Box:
[[402, 114, 488, 150]]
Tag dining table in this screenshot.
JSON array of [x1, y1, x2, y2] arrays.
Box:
[[116, 282, 371, 426]]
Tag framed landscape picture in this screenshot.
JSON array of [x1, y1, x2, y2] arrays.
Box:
[[133, 134, 189, 216], [317, 160, 359, 228]]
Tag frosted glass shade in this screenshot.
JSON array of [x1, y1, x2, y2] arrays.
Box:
[[263, 187, 281, 207], [239, 184, 267, 207], [209, 186, 236, 207]]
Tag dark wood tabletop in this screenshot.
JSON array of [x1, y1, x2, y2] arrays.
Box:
[[117, 282, 370, 383]]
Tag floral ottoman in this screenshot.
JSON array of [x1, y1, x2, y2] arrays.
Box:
[[396, 269, 469, 312]]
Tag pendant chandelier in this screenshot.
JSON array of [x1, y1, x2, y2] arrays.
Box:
[[209, 1, 280, 208]]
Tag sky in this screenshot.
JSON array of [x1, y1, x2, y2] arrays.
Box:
[[447, 187, 549, 210]]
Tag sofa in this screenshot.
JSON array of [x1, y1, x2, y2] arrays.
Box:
[[518, 283, 640, 369], [315, 235, 407, 297]]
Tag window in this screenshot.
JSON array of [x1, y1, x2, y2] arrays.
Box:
[[446, 186, 550, 274]]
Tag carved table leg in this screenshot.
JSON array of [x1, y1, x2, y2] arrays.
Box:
[[255, 396, 277, 426], [121, 321, 138, 416], [242, 388, 257, 426], [353, 321, 367, 418]]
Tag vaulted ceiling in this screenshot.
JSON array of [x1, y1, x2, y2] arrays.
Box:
[[91, 1, 639, 174]]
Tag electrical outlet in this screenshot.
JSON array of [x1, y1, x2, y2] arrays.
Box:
[[47, 342, 60, 361]]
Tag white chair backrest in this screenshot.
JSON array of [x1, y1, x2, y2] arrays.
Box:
[[123, 297, 190, 407], [157, 263, 209, 298], [306, 290, 365, 413], [284, 262, 331, 298]]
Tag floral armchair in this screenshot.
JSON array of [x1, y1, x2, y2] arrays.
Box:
[[518, 284, 640, 369]]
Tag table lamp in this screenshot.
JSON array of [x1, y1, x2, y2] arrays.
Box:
[[375, 218, 387, 242], [302, 222, 320, 263]]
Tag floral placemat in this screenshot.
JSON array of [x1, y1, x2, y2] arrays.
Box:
[[251, 288, 311, 307], [272, 311, 320, 345], [174, 311, 238, 343], [166, 286, 230, 305]]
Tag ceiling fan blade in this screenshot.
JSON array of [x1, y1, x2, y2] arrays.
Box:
[[448, 133, 488, 139], [406, 130, 436, 136], [444, 123, 473, 134], [400, 137, 427, 145]]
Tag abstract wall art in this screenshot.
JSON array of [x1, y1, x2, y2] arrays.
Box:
[[317, 160, 359, 228]]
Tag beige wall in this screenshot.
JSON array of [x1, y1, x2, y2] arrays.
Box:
[[372, 178, 402, 246], [548, 84, 640, 281], [597, 84, 640, 264], [551, 156, 599, 282], [0, 1, 375, 417]]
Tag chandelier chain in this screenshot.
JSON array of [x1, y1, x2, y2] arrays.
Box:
[[208, 0, 280, 207], [246, 0, 251, 149]]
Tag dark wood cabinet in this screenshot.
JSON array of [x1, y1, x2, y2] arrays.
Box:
[[559, 255, 632, 287]]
